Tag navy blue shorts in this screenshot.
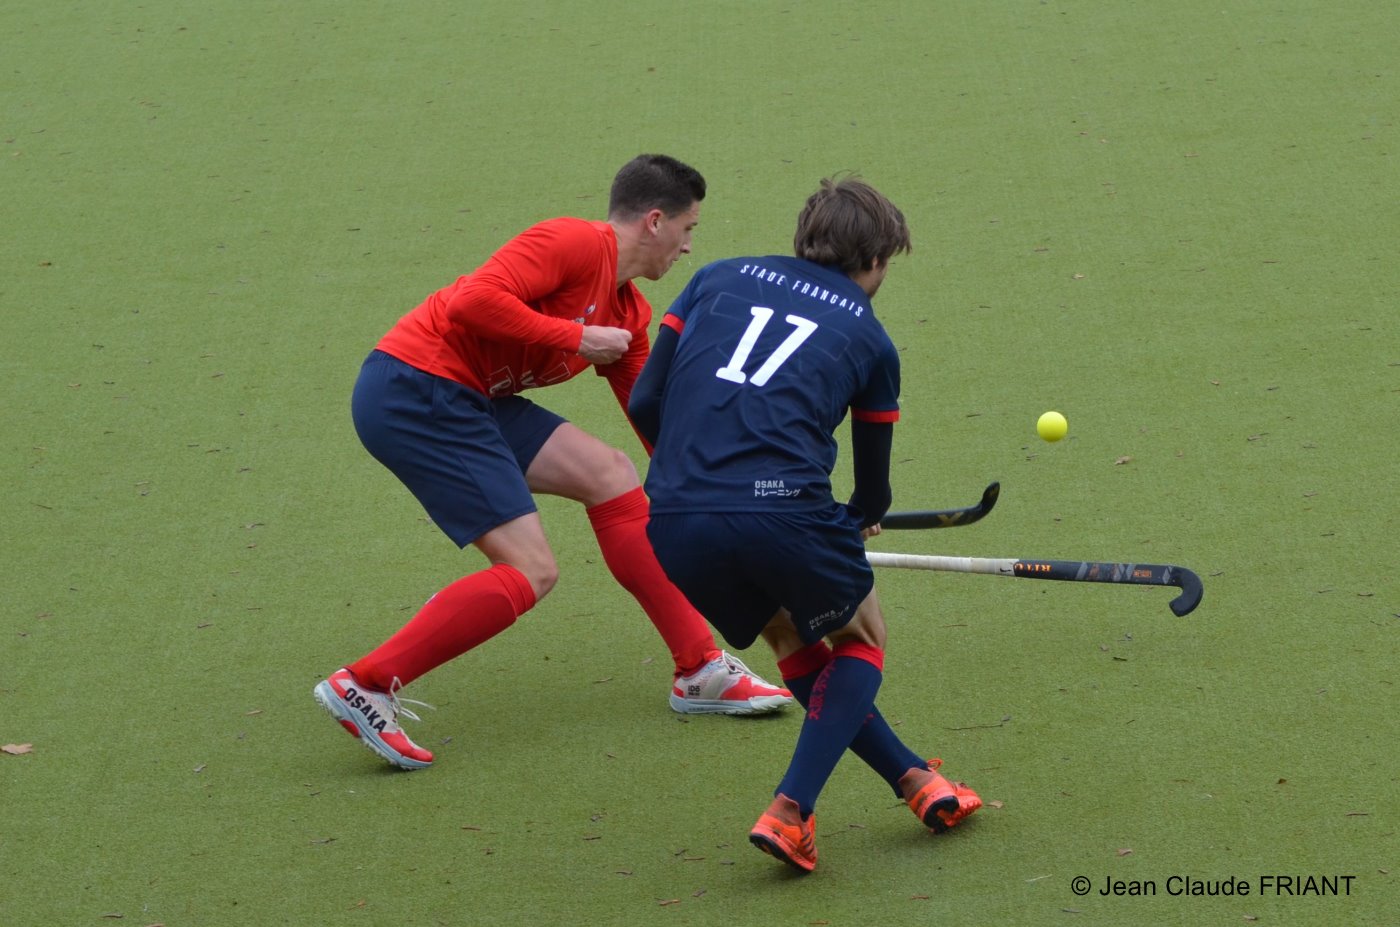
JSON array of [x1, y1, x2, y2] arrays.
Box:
[[646, 506, 874, 650], [351, 350, 566, 547]]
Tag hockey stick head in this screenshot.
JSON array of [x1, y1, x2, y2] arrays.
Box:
[[1168, 567, 1204, 617], [881, 481, 1000, 530], [971, 481, 1000, 520]]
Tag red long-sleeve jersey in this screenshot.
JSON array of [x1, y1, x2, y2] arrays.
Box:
[[375, 218, 651, 413]]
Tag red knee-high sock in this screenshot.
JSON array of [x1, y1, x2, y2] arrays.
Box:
[[586, 486, 718, 676], [349, 563, 536, 690]]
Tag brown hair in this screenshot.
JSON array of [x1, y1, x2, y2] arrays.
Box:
[[793, 176, 911, 274]]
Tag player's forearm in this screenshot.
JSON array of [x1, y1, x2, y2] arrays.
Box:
[[598, 350, 651, 454], [847, 419, 893, 528], [445, 282, 583, 351], [627, 324, 678, 447]]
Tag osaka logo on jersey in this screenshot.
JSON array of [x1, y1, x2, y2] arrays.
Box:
[[754, 479, 801, 498]]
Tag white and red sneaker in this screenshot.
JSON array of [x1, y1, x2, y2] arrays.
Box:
[[313, 668, 434, 769], [670, 651, 793, 715]]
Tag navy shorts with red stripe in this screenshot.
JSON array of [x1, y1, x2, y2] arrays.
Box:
[[646, 506, 874, 650], [351, 350, 566, 547]]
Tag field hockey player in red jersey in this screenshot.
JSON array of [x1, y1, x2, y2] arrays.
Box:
[[313, 155, 791, 770]]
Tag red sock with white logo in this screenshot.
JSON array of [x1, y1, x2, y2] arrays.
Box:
[[348, 563, 536, 690], [586, 487, 718, 677]]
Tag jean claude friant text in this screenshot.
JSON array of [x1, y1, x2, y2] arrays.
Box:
[[1095, 874, 1355, 897]]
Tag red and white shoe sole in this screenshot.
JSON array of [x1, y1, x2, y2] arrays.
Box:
[[313, 681, 433, 770]]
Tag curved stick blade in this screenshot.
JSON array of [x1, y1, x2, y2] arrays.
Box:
[[881, 482, 1000, 530], [1168, 567, 1204, 617]]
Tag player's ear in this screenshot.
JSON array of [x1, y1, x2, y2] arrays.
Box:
[[646, 208, 665, 235]]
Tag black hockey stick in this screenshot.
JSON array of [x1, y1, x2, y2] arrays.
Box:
[[865, 551, 1204, 617], [880, 482, 1000, 529]]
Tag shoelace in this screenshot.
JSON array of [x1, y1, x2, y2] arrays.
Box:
[[387, 676, 435, 723], [719, 651, 756, 676]]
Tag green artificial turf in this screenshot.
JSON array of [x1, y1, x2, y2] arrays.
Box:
[[3, 2, 1396, 925]]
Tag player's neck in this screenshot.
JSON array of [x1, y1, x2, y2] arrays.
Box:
[[849, 259, 889, 297], [610, 218, 646, 286]]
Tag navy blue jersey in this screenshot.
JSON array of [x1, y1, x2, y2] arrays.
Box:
[[643, 255, 900, 514]]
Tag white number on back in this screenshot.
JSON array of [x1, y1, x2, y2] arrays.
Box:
[[715, 306, 818, 387]]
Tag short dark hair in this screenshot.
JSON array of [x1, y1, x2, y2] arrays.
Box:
[[608, 154, 706, 220], [793, 176, 911, 274]]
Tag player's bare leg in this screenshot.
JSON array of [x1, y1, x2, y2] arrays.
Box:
[[527, 424, 791, 714], [472, 511, 559, 600]]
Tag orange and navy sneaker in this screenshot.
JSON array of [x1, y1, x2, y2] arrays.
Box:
[[749, 793, 818, 872], [670, 651, 793, 715], [898, 758, 982, 833], [313, 668, 434, 770]]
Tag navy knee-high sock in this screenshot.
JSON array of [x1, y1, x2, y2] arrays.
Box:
[[778, 642, 926, 800], [775, 642, 885, 817]]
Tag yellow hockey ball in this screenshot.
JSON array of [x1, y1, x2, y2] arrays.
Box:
[[1037, 410, 1068, 442]]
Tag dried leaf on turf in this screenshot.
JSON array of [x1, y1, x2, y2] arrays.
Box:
[[1117, 848, 1134, 857], [2, 743, 34, 755]]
